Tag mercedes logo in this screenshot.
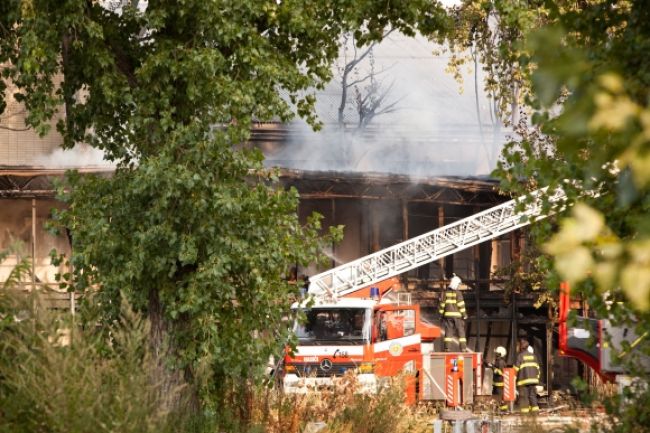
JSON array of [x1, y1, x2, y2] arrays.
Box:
[[319, 358, 333, 371]]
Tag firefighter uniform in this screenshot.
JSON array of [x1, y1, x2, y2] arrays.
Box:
[[492, 353, 508, 411], [438, 275, 467, 352], [514, 340, 540, 413]]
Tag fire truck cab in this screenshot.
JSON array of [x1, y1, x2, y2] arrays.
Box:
[[283, 279, 483, 405]]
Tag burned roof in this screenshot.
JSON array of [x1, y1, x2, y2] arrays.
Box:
[[0, 166, 507, 206], [0, 168, 112, 197], [277, 169, 507, 206]]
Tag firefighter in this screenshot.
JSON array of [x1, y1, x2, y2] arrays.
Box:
[[487, 346, 508, 412], [438, 274, 467, 351], [514, 336, 540, 413]]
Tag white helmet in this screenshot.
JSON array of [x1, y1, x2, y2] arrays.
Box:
[[527, 345, 534, 354], [494, 346, 507, 357], [449, 274, 462, 290]]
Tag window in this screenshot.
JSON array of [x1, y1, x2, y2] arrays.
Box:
[[294, 307, 371, 345], [375, 309, 416, 341]]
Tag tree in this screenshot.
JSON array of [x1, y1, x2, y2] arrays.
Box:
[[442, 4, 650, 428], [336, 31, 402, 129], [0, 0, 449, 417], [444, 0, 650, 386], [432, 0, 540, 169]]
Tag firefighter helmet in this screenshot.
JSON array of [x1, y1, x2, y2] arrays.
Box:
[[527, 345, 534, 354], [495, 346, 507, 357], [449, 274, 462, 290]]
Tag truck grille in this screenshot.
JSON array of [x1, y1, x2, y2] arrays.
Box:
[[291, 362, 358, 378]]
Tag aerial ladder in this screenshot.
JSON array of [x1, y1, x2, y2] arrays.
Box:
[[293, 186, 567, 404], [308, 187, 567, 298], [301, 184, 648, 396]]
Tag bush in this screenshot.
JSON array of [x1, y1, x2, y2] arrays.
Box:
[[0, 245, 425, 433], [238, 373, 427, 433], [0, 292, 181, 433]]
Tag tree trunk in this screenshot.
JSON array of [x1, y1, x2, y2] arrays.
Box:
[[148, 287, 197, 414]]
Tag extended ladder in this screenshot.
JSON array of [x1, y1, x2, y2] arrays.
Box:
[[308, 187, 566, 298]]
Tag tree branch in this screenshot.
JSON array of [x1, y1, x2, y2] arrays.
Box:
[[338, 28, 395, 126], [345, 74, 373, 89], [107, 40, 139, 89], [85, 0, 138, 88]]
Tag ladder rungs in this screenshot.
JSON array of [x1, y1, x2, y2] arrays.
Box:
[[309, 187, 566, 298]]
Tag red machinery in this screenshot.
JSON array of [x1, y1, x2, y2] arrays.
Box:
[[283, 188, 568, 404], [283, 277, 484, 405], [558, 282, 649, 380], [502, 367, 516, 404]]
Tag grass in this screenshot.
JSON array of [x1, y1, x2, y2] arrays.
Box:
[[249, 373, 429, 433]]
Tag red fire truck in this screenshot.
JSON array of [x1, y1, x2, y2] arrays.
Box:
[[558, 282, 650, 383], [283, 188, 564, 404], [283, 278, 484, 405]]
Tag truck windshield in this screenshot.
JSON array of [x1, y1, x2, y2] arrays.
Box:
[[294, 307, 371, 345]]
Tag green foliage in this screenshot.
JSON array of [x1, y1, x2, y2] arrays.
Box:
[[442, 0, 551, 123], [0, 241, 32, 290], [1, 0, 452, 417], [492, 1, 650, 316], [601, 379, 650, 433], [0, 291, 179, 433], [459, 0, 650, 321], [452, 2, 650, 428], [55, 128, 344, 403], [0, 0, 448, 155]]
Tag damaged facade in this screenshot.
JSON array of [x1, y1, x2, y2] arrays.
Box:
[[0, 139, 590, 399], [275, 168, 562, 394], [0, 76, 86, 310], [0, 34, 593, 400]]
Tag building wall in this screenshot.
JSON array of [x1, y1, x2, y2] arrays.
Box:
[[296, 195, 512, 286], [0, 198, 71, 287], [334, 199, 363, 263], [0, 77, 64, 167]]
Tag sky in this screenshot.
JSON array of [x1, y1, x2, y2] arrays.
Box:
[[263, 32, 509, 178]]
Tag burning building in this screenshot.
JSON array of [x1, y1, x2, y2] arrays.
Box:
[[0, 34, 588, 396]]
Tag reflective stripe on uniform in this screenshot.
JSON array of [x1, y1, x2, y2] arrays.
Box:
[[494, 368, 503, 375], [444, 337, 459, 342], [443, 312, 462, 317], [531, 406, 540, 412], [517, 378, 539, 386], [519, 362, 539, 369], [459, 337, 467, 342], [441, 290, 466, 318], [493, 382, 504, 387], [520, 408, 530, 413]]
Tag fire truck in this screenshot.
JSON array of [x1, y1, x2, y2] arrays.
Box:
[[558, 282, 650, 385], [283, 188, 566, 405]]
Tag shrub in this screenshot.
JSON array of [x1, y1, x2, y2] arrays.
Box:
[[0, 292, 180, 433], [239, 373, 427, 433]]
